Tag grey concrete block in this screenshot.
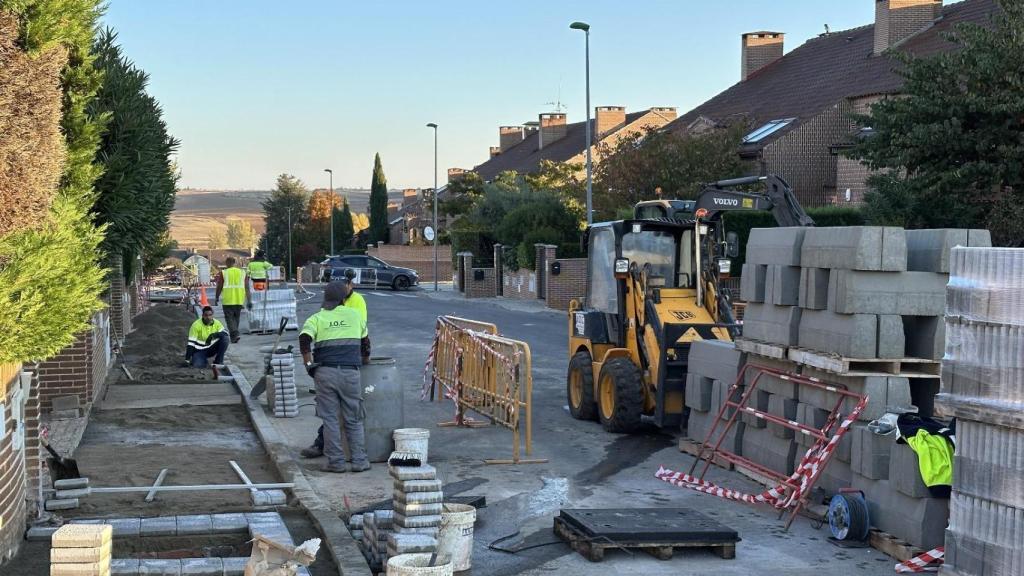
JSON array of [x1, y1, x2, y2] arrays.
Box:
[[140, 516, 177, 536], [801, 367, 912, 422], [801, 226, 907, 271], [852, 425, 893, 480], [742, 426, 797, 476], [796, 403, 829, 447], [393, 490, 444, 505], [211, 513, 249, 533], [176, 514, 213, 535], [852, 476, 949, 550], [686, 409, 712, 442], [139, 559, 182, 575], [747, 227, 807, 266], [181, 558, 223, 576], [740, 263, 767, 303], [684, 373, 713, 412], [713, 379, 744, 420], [743, 303, 801, 346], [393, 479, 443, 494], [799, 267, 830, 310], [394, 501, 443, 517], [799, 310, 905, 359], [903, 316, 945, 360], [111, 558, 140, 576], [742, 389, 770, 429], [906, 228, 992, 273], [394, 513, 441, 528], [827, 270, 946, 315], [389, 464, 437, 481], [814, 460, 854, 496], [765, 265, 801, 306], [687, 340, 745, 386], [744, 356, 800, 399], [26, 526, 58, 541], [768, 393, 798, 439], [890, 443, 932, 498], [392, 525, 440, 537], [110, 517, 141, 537], [386, 533, 437, 554]]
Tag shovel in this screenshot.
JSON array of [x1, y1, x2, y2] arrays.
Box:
[[42, 437, 81, 481], [250, 317, 290, 399]]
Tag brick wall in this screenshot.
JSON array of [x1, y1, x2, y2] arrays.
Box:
[[22, 369, 41, 518], [503, 268, 537, 300], [836, 155, 872, 204], [465, 268, 497, 299], [0, 364, 28, 566], [35, 311, 111, 413], [91, 311, 111, 403], [367, 244, 453, 282], [546, 258, 588, 311]]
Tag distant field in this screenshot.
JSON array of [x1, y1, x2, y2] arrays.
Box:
[[170, 188, 401, 249]]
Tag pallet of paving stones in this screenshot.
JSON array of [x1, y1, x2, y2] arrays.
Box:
[[734, 337, 787, 360], [553, 509, 739, 562], [787, 347, 940, 377]]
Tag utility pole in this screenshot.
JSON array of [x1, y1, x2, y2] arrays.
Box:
[[427, 122, 439, 291], [324, 168, 334, 256], [570, 21, 593, 224], [287, 206, 293, 282]]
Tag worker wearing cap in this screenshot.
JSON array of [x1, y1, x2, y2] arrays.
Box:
[[300, 281, 370, 473], [248, 250, 274, 291], [301, 275, 368, 460], [184, 306, 229, 378], [215, 256, 251, 343]]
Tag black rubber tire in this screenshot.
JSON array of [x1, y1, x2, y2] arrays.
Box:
[[567, 351, 598, 421], [392, 276, 411, 291], [598, 358, 643, 433]]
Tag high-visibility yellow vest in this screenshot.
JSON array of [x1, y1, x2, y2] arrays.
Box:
[[300, 306, 367, 365], [188, 318, 225, 350], [222, 267, 246, 306], [248, 260, 273, 280], [345, 291, 368, 322]]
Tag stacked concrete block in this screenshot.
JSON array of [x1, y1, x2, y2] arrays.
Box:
[[249, 288, 299, 331], [850, 425, 894, 480], [740, 426, 797, 477], [268, 352, 298, 417], [744, 356, 800, 399], [940, 247, 1024, 576], [740, 263, 766, 303], [854, 476, 949, 550], [746, 227, 807, 267], [827, 270, 946, 315], [801, 367, 913, 422], [362, 509, 394, 569], [684, 341, 746, 447], [388, 464, 440, 561], [741, 389, 769, 429], [905, 229, 991, 273], [688, 341, 746, 386], [798, 310, 905, 359], [50, 524, 112, 576], [764, 265, 800, 306], [798, 267, 829, 310], [742, 303, 801, 346], [800, 226, 907, 272]]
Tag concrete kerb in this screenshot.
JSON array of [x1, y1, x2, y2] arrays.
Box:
[[227, 365, 373, 576]]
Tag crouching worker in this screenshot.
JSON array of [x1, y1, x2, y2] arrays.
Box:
[[300, 282, 370, 473], [184, 306, 229, 378]]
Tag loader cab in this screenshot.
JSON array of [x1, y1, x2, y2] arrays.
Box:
[[634, 199, 696, 221]]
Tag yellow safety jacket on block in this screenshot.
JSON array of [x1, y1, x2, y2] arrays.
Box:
[[301, 306, 367, 366], [222, 267, 246, 306], [248, 260, 273, 280]]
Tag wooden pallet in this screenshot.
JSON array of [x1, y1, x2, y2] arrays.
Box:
[[678, 438, 733, 471], [734, 338, 788, 360], [869, 529, 925, 563], [553, 516, 737, 562], [788, 347, 941, 377]]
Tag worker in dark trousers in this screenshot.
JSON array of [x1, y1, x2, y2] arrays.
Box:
[[184, 306, 229, 379], [300, 281, 371, 473], [214, 256, 250, 342], [301, 278, 368, 459]]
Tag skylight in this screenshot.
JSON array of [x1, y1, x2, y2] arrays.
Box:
[[743, 118, 796, 143]]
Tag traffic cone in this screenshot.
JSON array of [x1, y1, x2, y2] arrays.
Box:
[[199, 286, 210, 307]]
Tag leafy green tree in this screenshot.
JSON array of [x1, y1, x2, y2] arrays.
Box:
[[225, 218, 256, 250], [333, 201, 355, 250], [440, 171, 485, 218], [368, 153, 389, 244], [207, 227, 227, 250], [89, 29, 180, 265], [261, 174, 309, 266], [0, 0, 107, 363], [851, 0, 1024, 246], [594, 123, 748, 221], [143, 230, 177, 274]]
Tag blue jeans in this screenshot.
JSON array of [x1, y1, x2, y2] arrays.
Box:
[[190, 336, 228, 368]]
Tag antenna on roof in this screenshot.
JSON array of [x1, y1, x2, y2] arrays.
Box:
[[824, 24, 831, 34], [544, 80, 568, 113]]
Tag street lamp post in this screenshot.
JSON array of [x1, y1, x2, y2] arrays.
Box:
[[286, 206, 293, 281], [324, 168, 334, 256], [570, 21, 593, 225], [426, 122, 439, 292]]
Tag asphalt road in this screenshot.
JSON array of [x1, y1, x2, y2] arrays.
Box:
[[286, 285, 898, 575]]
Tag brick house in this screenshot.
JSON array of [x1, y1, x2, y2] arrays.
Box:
[[473, 106, 679, 181], [665, 0, 997, 207]]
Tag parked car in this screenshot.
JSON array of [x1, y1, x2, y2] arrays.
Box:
[[320, 255, 419, 290]]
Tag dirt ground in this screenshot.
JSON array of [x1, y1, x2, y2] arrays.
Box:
[[117, 304, 213, 384]]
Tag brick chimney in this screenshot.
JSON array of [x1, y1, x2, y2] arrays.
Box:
[[741, 32, 784, 80], [448, 167, 469, 183], [522, 121, 539, 139], [402, 188, 418, 207], [499, 126, 524, 152], [595, 106, 626, 139], [649, 107, 678, 122], [538, 113, 567, 150], [874, 0, 941, 56], [489, 146, 501, 158]]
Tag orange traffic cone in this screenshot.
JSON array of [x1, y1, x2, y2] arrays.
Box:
[[199, 286, 210, 307]]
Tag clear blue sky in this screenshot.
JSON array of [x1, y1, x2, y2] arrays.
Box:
[[103, 0, 884, 190]]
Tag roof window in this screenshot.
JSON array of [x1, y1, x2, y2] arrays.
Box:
[[743, 118, 795, 143]]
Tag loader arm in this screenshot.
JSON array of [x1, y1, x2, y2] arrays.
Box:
[[693, 175, 815, 228]]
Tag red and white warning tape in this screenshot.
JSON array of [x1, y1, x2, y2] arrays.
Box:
[[894, 547, 943, 573]]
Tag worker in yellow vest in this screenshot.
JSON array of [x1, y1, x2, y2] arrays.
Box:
[[183, 306, 229, 379], [214, 256, 250, 343], [248, 250, 274, 291]]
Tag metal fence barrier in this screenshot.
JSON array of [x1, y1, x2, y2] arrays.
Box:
[[425, 315, 545, 465]]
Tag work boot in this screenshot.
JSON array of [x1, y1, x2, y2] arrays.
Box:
[[320, 464, 347, 474], [350, 462, 371, 473], [300, 445, 323, 459], [211, 365, 220, 380]]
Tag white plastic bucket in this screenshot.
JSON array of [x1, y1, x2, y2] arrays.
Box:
[[386, 553, 453, 576], [393, 428, 430, 463], [437, 503, 476, 571]]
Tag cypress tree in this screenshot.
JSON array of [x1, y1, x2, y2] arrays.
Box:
[[334, 200, 354, 250], [369, 153, 389, 244]]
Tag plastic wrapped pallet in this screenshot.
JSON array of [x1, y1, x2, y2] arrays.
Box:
[[954, 420, 1024, 510], [250, 288, 299, 331], [945, 492, 1024, 576], [946, 247, 1024, 326]]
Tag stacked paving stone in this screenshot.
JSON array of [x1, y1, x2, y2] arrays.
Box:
[[938, 247, 1024, 576], [361, 509, 394, 570], [250, 288, 299, 331], [686, 227, 991, 550], [388, 464, 442, 561], [268, 351, 298, 417], [50, 524, 111, 576]]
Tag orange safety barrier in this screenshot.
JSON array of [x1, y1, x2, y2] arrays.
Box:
[[425, 316, 545, 465]]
